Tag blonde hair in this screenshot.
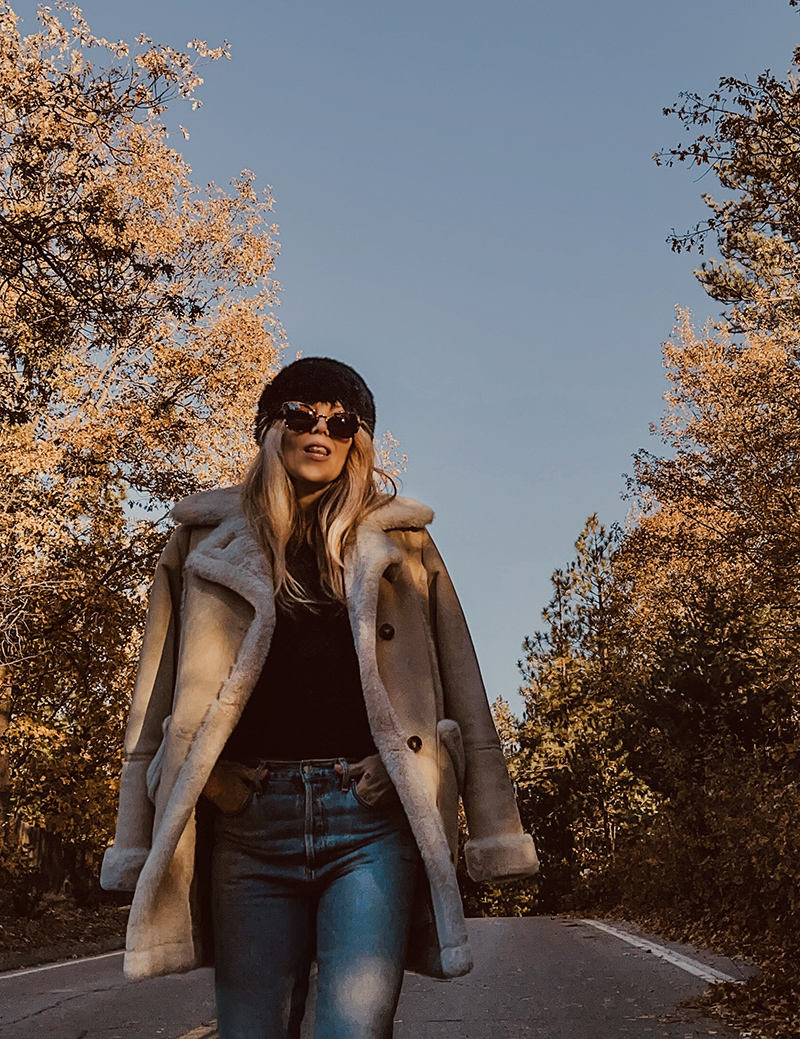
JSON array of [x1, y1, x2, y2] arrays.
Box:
[[241, 422, 395, 607]]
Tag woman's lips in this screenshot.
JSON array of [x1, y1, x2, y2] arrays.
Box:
[[304, 443, 331, 458]]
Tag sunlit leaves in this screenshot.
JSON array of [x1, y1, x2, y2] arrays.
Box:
[[658, 35, 800, 333], [0, 1, 283, 856]]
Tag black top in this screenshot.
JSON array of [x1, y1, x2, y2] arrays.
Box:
[[222, 540, 377, 763]]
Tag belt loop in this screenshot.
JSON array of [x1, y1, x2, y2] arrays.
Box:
[[338, 757, 350, 791], [254, 760, 268, 795]]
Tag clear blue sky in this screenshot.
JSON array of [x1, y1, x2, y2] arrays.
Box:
[[14, 0, 799, 710]]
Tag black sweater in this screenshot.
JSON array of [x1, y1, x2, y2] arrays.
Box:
[[222, 542, 377, 762]]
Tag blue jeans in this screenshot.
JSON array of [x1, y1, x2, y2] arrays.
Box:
[[211, 759, 421, 1039]]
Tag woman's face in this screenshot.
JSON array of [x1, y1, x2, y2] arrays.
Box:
[[280, 400, 353, 501]]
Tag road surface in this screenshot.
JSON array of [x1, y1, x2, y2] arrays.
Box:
[[0, 917, 751, 1038]]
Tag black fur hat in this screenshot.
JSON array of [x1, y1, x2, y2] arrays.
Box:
[[255, 357, 376, 443]]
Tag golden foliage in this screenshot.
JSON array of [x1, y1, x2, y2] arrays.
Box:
[[514, 38, 800, 1036], [0, 2, 283, 852]]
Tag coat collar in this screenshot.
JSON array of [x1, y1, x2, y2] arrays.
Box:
[[170, 484, 434, 532], [171, 485, 433, 619]]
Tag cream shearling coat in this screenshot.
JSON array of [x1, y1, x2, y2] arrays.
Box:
[[101, 486, 538, 981]]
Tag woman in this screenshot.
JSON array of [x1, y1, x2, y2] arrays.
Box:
[[101, 357, 538, 1039]]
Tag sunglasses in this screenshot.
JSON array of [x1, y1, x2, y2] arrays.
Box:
[[280, 401, 362, 440]]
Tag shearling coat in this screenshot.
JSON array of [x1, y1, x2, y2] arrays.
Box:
[[101, 487, 538, 981]]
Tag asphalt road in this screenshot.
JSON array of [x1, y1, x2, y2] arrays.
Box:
[[0, 917, 750, 1039]]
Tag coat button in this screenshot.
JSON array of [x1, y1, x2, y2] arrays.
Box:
[[407, 735, 423, 752], [378, 623, 395, 641]]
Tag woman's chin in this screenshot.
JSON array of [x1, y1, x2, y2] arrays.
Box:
[[291, 475, 334, 504]]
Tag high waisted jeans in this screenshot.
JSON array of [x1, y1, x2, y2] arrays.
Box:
[[211, 759, 421, 1039]]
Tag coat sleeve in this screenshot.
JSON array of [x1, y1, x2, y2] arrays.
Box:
[[422, 533, 539, 883], [100, 527, 190, 892]]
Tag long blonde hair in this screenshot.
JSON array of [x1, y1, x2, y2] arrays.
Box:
[[241, 422, 395, 607]]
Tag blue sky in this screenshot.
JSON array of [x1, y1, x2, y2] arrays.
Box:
[[14, 0, 799, 709]]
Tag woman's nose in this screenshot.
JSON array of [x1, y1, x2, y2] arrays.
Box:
[[311, 414, 330, 435]]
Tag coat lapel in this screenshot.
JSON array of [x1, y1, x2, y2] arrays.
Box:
[[184, 515, 275, 638], [345, 517, 471, 973], [131, 515, 277, 907]]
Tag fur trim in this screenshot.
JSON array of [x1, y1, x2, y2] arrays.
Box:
[[464, 833, 540, 883], [373, 494, 434, 531], [169, 485, 434, 532], [169, 485, 242, 527], [441, 945, 474, 977], [125, 940, 197, 981], [100, 845, 149, 892], [345, 522, 469, 970], [125, 517, 277, 976]]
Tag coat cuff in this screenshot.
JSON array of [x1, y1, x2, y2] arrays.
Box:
[[100, 844, 149, 892], [464, 833, 539, 882]]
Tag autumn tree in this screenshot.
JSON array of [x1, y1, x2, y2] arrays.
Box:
[[0, 1, 283, 877], [642, 1, 800, 651], [610, 311, 800, 950], [602, 10, 800, 1006], [631, 15, 800, 770], [657, 15, 800, 333], [610, 11, 800, 1025], [508, 13, 800, 1029]]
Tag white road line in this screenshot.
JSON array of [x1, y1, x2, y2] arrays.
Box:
[[0, 949, 124, 980], [579, 919, 744, 984]]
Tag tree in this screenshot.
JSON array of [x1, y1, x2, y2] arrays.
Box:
[[632, 4, 800, 797], [657, 19, 800, 333], [0, 1, 283, 870], [508, 16, 800, 1029], [591, 7, 800, 976], [614, 316, 800, 941], [629, 313, 800, 623], [516, 517, 653, 909], [634, 12, 800, 1024]]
